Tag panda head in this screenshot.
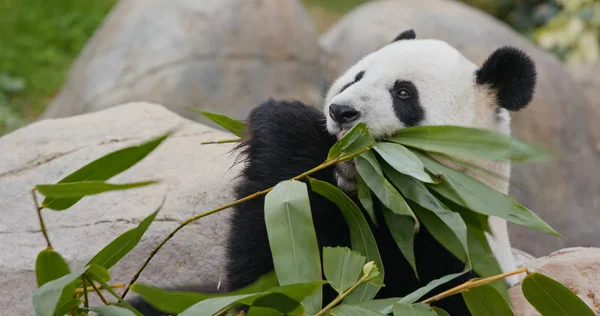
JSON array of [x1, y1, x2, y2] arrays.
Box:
[[324, 29, 537, 140]]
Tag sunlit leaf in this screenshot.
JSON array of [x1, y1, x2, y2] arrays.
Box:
[[188, 108, 247, 137], [41, 131, 172, 210], [327, 123, 375, 160], [414, 150, 557, 235], [131, 271, 279, 314], [264, 180, 322, 313], [36, 180, 157, 198], [36, 249, 70, 287], [522, 272, 595, 316], [309, 178, 383, 302], [388, 125, 550, 162], [88, 202, 161, 269], [393, 303, 437, 316], [463, 283, 514, 316], [323, 247, 366, 294], [374, 142, 433, 182]]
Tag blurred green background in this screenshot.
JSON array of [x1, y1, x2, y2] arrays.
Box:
[[0, 0, 598, 135]]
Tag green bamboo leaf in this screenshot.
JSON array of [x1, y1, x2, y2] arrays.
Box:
[[352, 298, 402, 313], [36, 180, 157, 199], [393, 303, 438, 316], [131, 271, 279, 314], [88, 305, 137, 316], [308, 178, 383, 302], [185, 109, 247, 137], [381, 206, 418, 278], [246, 307, 285, 316], [41, 131, 172, 210], [357, 175, 378, 226], [463, 283, 514, 316], [52, 299, 82, 316], [382, 164, 468, 263], [264, 180, 322, 313], [33, 266, 90, 316], [36, 249, 71, 287], [387, 125, 550, 162], [179, 281, 325, 316], [374, 142, 433, 182], [433, 307, 451, 316], [465, 221, 507, 295], [87, 264, 111, 283], [399, 269, 469, 304], [522, 272, 595, 316], [88, 202, 161, 269], [330, 304, 387, 315], [327, 123, 375, 160], [324, 247, 366, 294], [414, 150, 558, 235]]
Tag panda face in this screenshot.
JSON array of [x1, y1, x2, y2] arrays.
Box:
[[325, 39, 484, 140]]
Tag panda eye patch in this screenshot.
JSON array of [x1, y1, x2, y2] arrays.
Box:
[[339, 70, 365, 93], [392, 81, 414, 99]]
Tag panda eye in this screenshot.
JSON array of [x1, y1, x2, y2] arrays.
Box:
[[396, 89, 411, 99]]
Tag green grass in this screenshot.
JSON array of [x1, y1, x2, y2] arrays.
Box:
[[0, 0, 117, 123]]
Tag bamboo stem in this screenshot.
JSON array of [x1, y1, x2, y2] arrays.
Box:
[[32, 189, 52, 249]]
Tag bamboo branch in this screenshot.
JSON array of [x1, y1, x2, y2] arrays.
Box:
[[31, 189, 52, 249]]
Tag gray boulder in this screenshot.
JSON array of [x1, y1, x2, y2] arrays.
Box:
[[320, 0, 600, 256], [0, 102, 240, 315], [41, 0, 326, 130]]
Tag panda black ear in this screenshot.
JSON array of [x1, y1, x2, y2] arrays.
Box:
[[476, 47, 537, 111], [392, 29, 416, 43]]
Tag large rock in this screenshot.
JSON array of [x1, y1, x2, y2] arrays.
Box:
[[509, 247, 600, 315], [320, 0, 600, 256], [41, 0, 325, 130], [569, 63, 600, 108], [0, 102, 240, 315]]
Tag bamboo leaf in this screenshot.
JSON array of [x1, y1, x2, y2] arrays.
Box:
[[41, 131, 172, 210], [52, 299, 82, 316], [264, 180, 322, 313], [88, 305, 137, 316], [388, 125, 550, 162], [131, 271, 279, 314], [327, 123, 375, 160], [33, 266, 91, 316], [189, 109, 247, 137], [433, 307, 451, 316], [36, 180, 157, 198], [323, 247, 366, 294], [88, 201, 161, 269], [179, 281, 325, 316], [381, 206, 418, 278], [414, 150, 558, 235], [465, 220, 508, 295], [393, 303, 438, 316], [330, 304, 387, 315], [357, 175, 378, 226], [374, 142, 433, 182], [522, 272, 595, 316], [36, 249, 71, 287], [463, 283, 514, 316], [309, 178, 383, 302], [382, 164, 468, 263]]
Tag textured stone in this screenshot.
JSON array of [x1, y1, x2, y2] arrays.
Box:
[[509, 247, 600, 315], [42, 0, 326, 130], [320, 0, 600, 256], [0, 102, 240, 315]]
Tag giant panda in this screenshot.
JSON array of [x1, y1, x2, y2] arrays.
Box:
[[132, 29, 536, 315]]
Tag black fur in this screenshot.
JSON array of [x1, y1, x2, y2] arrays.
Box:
[[130, 100, 476, 315], [340, 70, 366, 94], [392, 29, 417, 42], [476, 47, 537, 111], [390, 80, 425, 127]]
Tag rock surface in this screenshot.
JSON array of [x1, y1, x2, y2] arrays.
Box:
[[509, 247, 600, 315], [320, 0, 600, 256], [41, 0, 326, 130], [0, 102, 240, 315], [569, 63, 600, 108]]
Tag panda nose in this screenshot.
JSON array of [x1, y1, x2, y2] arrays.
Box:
[[329, 104, 360, 124]]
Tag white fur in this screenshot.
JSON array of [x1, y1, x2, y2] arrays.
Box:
[[324, 39, 521, 286]]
